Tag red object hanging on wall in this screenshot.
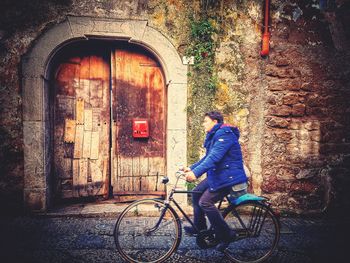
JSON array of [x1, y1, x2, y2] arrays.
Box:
[[132, 118, 150, 138], [261, 0, 270, 56]]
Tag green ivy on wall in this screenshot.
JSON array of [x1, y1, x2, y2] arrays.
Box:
[[185, 1, 248, 167], [186, 16, 219, 164]]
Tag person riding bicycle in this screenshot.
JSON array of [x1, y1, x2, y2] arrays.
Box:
[[184, 111, 248, 252]]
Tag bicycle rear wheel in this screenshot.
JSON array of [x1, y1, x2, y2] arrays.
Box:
[[223, 201, 280, 263], [114, 199, 181, 263]]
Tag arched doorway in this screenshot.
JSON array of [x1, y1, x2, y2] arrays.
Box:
[[22, 17, 188, 211], [51, 41, 166, 202]]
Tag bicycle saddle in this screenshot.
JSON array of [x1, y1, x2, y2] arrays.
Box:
[[229, 193, 266, 206]]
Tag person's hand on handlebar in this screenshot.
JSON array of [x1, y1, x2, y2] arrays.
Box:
[[185, 171, 196, 182]]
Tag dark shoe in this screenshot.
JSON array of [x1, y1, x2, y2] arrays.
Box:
[[216, 241, 230, 252], [184, 226, 199, 236], [196, 229, 218, 249], [216, 231, 236, 252]]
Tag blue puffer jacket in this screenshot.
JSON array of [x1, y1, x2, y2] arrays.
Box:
[[190, 123, 248, 192]]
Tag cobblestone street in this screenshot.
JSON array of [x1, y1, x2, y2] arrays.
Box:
[[0, 209, 348, 263]]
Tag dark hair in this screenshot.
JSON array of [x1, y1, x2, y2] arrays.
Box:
[[205, 111, 224, 123]]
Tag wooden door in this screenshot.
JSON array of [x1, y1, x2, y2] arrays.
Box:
[[111, 46, 166, 201], [53, 46, 110, 199]]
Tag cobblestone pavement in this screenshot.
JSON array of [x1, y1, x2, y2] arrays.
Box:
[[0, 213, 348, 263]]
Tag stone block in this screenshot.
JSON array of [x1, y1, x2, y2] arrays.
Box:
[[22, 56, 45, 78], [265, 65, 279, 77], [120, 20, 148, 41], [295, 169, 319, 179], [286, 143, 299, 155], [266, 65, 301, 79], [288, 136, 300, 145], [268, 78, 302, 91], [283, 93, 299, 105], [285, 79, 302, 91], [68, 17, 147, 41], [167, 109, 187, 130], [306, 94, 323, 107], [289, 120, 303, 130], [268, 83, 284, 91], [266, 116, 289, 128], [275, 166, 300, 180], [167, 83, 187, 130], [44, 120, 53, 185], [298, 93, 307, 103], [67, 16, 94, 36], [23, 121, 46, 189], [291, 103, 306, 117], [261, 176, 287, 193], [166, 129, 187, 205], [304, 120, 321, 131], [296, 129, 310, 141], [275, 57, 290, 67], [300, 142, 320, 155], [24, 166, 46, 190], [43, 81, 50, 122], [301, 82, 317, 91], [24, 188, 47, 212], [29, 21, 72, 60], [287, 197, 299, 209], [167, 129, 187, 169], [267, 77, 284, 91], [290, 181, 317, 194], [268, 193, 289, 207], [274, 130, 294, 141], [269, 105, 291, 117], [22, 77, 43, 121], [267, 94, 278, 105], [168, 83, 188, 105]]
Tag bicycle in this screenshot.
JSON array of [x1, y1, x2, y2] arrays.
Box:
[[114, 171, 280, 263]]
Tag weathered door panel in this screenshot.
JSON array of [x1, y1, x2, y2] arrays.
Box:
[[54, 49, 110, 199], [111, 46, 166, 200]]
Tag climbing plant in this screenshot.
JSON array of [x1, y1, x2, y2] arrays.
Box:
[[186, 16, 219, 164]]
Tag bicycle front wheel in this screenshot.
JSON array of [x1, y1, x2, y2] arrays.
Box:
[[223, 201, 280, 263], [114, 199, 182, 263]]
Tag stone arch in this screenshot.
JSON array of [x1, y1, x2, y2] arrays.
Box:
[[22, 16, 188, 211]]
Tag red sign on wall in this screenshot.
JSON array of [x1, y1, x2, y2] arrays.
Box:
[[132, 119, 149, 138]]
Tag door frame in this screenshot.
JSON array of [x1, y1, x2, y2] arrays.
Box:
[[22, 16, 188, 212]]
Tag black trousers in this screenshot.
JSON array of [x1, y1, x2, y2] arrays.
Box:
[[192, 178, 233, 241]]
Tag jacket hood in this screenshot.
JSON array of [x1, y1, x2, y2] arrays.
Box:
[[220, 124, 240, 138]]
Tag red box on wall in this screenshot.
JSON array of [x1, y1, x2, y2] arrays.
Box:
[[132, 118, 149, 138]]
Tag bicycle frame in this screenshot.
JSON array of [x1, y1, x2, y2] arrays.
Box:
[[151, 171, 269, 237]]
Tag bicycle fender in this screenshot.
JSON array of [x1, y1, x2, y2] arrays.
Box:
[[230, 193, 266, 206]]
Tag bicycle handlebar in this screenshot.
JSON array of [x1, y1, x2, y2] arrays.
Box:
[[161, 170, 186, 185], [175, 170, 186, 177]]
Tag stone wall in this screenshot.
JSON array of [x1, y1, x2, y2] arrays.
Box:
[[261, 0, 350, 214], [1, 0, 350, 214]]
